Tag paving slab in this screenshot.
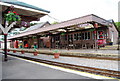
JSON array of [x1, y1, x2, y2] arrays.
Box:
[[2, 54, 93, 79]]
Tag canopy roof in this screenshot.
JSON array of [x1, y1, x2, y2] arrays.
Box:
[[8, 14, 115, 40], [0, 0, 50, 34], [0, 0, 50, 21], [1, 0, 50, 13]]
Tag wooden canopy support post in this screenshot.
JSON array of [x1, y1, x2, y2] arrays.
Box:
[[81, 31, 83, 49], [49, 36, 52, 50], [37, 35, 40, 49], [59, 35, 61, 49], [66, 30, 69, 50], [21, 38, 24, 48], [94, 29, 97, 51], [94, 22, 98, 51]]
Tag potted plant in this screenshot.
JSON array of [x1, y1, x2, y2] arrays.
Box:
[[21, 49, 24, 54], [7, 49, 10, 52], [13, 50, 16, 53], [53, 49, 60, 58], [33, 49, 38, 56]]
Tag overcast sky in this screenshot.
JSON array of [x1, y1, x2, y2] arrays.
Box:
[[18, 0, 119, 23]]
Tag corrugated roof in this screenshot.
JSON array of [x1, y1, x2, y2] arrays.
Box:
[[1, 0, 50, 13], [8, 14, 113, 39]]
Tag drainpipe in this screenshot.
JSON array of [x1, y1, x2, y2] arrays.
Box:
[[117, 32, 120, 50]]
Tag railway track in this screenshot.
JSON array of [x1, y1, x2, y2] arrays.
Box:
[[7, 53, 120, 79]]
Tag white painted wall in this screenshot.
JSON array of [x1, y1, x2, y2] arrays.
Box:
[[108, 24, 118, 45]]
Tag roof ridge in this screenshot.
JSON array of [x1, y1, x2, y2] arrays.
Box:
[[58, 14, 93, 24]]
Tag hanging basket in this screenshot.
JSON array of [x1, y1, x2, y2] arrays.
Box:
[[5, 11, 21, 22]]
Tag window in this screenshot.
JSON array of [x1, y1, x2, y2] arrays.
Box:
[[55, 36, 60, 41], [82, 32, 90, 40], [65, 35, 67, 40], [74, 34, 76, 40], [92, 32, 95, 40], [85, 32, 88, 40], [88, 32, 90, 39], [61, 35, 67, 41], [78, 33, 81, 40], [76, 33, 78, 40], [68, 34, 73, 41], [74, 34, 78, 41], [82, 33, 85, 40]]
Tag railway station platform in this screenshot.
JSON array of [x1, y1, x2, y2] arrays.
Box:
[[15, 48, 119, 55], [4, 50, 119, 71], [0, 49, 120, 80], [5, 48, 119, 59], [1, 54, 93, 79], [1, 53, 119, 80]]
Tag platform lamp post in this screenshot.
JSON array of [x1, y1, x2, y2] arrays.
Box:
[[0, 6, 21, 61]]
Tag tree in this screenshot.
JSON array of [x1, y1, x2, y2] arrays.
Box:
[[51, 21, 59, 24], [115, 22, 120, 31]]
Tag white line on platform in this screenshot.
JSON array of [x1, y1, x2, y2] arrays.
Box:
[[8, 55, 118, 80]]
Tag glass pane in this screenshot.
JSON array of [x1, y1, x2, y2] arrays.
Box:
[[76, 33, 78, 40], [82, 33, 84, 40], [74, 34, 76, 40], [88, 32, 90, 39], [85, 32, 87, 40], [78, 33, 81, 40]]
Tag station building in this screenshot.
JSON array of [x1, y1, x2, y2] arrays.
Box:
[[8, 14, 119, 49]]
